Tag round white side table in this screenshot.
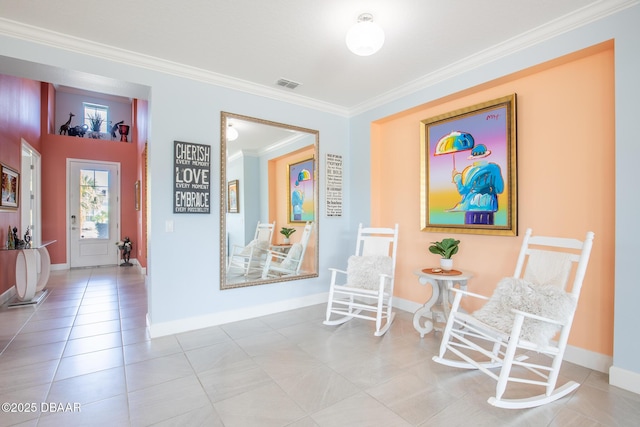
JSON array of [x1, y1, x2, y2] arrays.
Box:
[[413, 268, 473, 337]]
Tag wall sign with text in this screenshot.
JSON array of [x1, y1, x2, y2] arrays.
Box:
[[174, 140, 211, 213], [325, 153, 343, 217]]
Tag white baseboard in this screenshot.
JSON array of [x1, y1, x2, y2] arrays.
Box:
[[0, 287, 16, 306], [610, 365, 640, 395], [148, 292, 329, 338], [51, 261, 145, 273], [393, 297, 422, 315], [563, 343, 612, 373]]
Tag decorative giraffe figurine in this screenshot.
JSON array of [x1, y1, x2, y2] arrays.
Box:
[[59, 112, 74, 135]]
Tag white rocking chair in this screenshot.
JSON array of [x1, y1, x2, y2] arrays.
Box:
[[262, 222, 313, 279], [324, 223, 399, 336], [227, 221, 275, 276], [433, 228, 595, 409]]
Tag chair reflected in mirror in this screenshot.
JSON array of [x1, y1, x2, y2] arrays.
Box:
[[227, 221, 275, 277], [324, 223, 399, 336], [262, 222, 313, 279], [432, 228, 595, 409]]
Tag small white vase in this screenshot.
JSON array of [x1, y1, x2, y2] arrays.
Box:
[[440, 258, 453, 271], [283, 237, 290, 244]]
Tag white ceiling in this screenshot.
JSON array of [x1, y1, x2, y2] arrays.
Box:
[[0, 0, 631, 115]]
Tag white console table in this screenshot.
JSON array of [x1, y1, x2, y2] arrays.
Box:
[[9, 240, 56, 306]]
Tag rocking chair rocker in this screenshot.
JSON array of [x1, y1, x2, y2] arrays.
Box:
[[432, 228, 594, 409]]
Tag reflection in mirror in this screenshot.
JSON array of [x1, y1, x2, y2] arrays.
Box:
[[220, 112, 319, 290]]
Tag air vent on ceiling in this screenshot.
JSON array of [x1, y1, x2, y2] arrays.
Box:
[[276, 78, 301, 90]]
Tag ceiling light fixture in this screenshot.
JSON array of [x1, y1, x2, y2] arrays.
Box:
[[226, 124, 238, 141], [345, 13, 385, 56]]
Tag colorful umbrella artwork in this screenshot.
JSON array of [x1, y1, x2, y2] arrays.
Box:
[[434, 131, 475, 170], [296, 169, 311, 185]]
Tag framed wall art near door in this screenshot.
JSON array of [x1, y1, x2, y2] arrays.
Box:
[[135, 180, 141, 211], [288, 158, 315, 223], [228, 179, 239, 213], [420, 94, 517, 236], [1, 163, 19, 210]]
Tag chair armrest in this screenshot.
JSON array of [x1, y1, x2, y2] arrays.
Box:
[[511, 309, 565, 326], [328, 267, 347, 275], [450, 287, 489, 300]]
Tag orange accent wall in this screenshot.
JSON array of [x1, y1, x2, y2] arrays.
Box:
[[268, 146, 317, 273], [371, 42, 615, 355]]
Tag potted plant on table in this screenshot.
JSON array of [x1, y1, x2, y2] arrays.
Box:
[[428, 238, 460, 271], [280, 227, 296, 244]]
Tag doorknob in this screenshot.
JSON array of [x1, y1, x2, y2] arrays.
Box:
[[71, 215, 76, 225]]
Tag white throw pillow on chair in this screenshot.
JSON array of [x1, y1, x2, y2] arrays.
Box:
[[346, 255, 392, 290], [472, 277, 576, 346]]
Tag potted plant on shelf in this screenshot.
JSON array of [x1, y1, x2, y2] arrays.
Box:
[[428, 238, 460, 271], [88, 113, 104, 139], [280, 227, 296, 244]]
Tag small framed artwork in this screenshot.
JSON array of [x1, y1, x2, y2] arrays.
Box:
[[288, 158, 315, 223], [135, 180, 141, 211], [1, 163, 19, 210], [420, 94, 517, 236], [228, 179, 239, 213]]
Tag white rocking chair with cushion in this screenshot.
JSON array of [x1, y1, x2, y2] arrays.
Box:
[[262, 222, 313, 279], [432, 228, 595, 409], [227, 221, 275, 276], [324, 223, 399, 336]]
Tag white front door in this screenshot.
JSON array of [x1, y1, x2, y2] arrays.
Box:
[[69, 160, 120, 268]]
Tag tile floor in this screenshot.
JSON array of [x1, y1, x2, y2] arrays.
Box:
[[1, 267, 639, 426]]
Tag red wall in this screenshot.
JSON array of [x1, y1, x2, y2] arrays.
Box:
[[0, 75, 42, 295]]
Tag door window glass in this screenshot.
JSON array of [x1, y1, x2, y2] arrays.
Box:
[[80, 169, 110, 239]]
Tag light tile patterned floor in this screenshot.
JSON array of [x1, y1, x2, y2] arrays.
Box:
[[1, 267, 639, 426]]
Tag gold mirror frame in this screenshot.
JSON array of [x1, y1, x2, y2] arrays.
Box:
[[220, 112, 319, 289]]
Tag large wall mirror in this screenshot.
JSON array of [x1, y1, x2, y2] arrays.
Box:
[[220, 112, 319, 289]]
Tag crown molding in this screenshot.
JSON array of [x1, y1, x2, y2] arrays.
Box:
[[348, 0, 639, 117], [1, 0, 636, 119], [0, 17, 350, 117]]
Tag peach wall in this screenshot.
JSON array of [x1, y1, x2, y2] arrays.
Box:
[[371, 43, 614, 355], [268, 146, 317, 273]]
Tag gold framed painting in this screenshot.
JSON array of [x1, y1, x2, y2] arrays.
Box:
[[1, 163, 19, 210], [288, 158, 315, 223], [228, 179, 239, 213], [135, 180, 141, 211], [420, 94, 517, 236]]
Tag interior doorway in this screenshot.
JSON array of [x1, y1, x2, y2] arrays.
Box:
[[21, 139, 41, 246], [68, 159, 121, 267]]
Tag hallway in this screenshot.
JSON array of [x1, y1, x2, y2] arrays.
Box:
[[0, 267, 638, 426]]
